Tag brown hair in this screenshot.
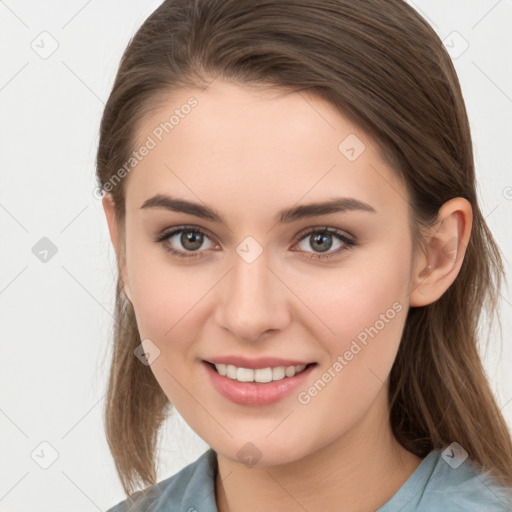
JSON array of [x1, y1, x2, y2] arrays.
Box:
[[96, 0, 512, 497]]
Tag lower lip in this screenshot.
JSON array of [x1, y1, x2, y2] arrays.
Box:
[[202, 361, 316, 407]]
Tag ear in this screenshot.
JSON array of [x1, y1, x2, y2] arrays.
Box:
[[102, 193, 133, 303], [409, 197, 473, 307]]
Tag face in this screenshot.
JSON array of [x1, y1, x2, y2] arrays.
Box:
[[110, 78, 417, 466]]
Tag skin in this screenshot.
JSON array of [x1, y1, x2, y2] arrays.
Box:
[[103, 78, 472, 511]]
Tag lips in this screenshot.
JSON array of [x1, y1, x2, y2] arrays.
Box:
[[205, 355, 313, 369], [202, 357, 317, 406]]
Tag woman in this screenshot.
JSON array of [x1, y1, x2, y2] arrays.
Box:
[[97, 0, 512, 510]]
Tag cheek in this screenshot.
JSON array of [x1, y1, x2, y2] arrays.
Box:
[[126, 255, 210, 413], [126, 232, 204, 338], [293, 243, 411, 352], [129, 273, 209, 367], [291, 276, 408, 455], [291, 240, 411, 406], [335, 267, 409, 348], [299, 270, 407, 397]]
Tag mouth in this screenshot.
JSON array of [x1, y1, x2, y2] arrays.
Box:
[[204, 361, 316, 383], [202, 359, 318, 407]]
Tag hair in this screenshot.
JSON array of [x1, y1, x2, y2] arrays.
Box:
[[96, 0, 512, 498]]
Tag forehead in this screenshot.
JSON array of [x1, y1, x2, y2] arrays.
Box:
[[125, 78, 408, 222]]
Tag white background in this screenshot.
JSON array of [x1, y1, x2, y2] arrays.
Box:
[[1, 1, 511, 510]]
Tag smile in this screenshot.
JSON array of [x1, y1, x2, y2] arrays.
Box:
[[211, 363, 308, 383], [202, 360, 317, 406]]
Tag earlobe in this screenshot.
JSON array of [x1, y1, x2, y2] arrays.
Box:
[[101, 193, 133, 303], [409, 197, 473, 307]]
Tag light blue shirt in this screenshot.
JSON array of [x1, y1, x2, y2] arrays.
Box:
[[106, 448, 512, 511]]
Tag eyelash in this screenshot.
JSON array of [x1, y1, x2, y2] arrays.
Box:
[[153, 225, 356, 261]]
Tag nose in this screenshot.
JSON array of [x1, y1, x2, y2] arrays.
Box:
[[214, 247, 291, 343]]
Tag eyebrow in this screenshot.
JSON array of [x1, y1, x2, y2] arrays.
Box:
[[140, 194, 376, 224]]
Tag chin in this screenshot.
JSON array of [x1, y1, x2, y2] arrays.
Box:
[[211, 433, 320, 468]]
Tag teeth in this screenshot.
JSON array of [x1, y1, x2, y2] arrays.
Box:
[[226, 365, 237, 379], [213, 363, 309, 383], [236, 367, 254, 382], [255, 368, 273, 383], [272, 366, 285, 380], [285, 366, 296, 377]]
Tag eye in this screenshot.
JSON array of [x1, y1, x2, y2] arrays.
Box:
[[153, 225, 218, 260], [293, 227, 355, 260], [154, 225, 355, 261]]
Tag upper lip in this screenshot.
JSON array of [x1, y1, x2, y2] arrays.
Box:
[[204, 356, 314, 369]]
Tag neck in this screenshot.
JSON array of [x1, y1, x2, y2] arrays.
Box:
[[214, 387, 423, 512]]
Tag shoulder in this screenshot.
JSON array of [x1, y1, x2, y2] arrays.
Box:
[[418, 450, 512, 511], [105, 449, 218, 512]]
